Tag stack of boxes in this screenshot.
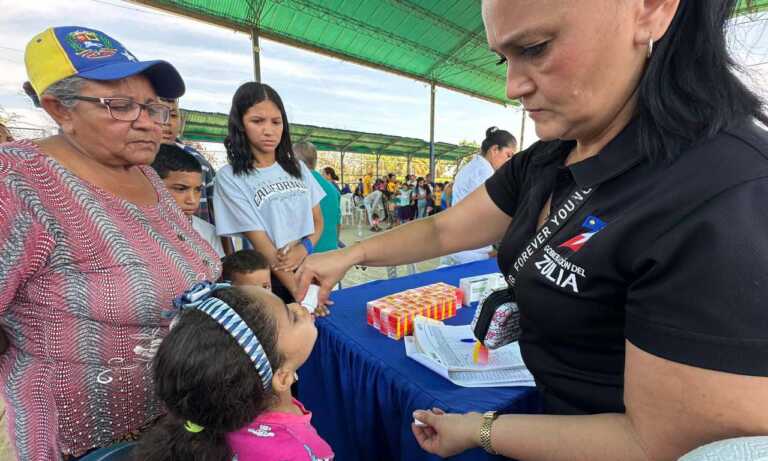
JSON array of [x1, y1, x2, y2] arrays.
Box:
[[366, 282, 463, 340]]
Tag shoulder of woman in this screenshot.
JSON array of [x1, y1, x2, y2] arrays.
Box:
[[0, 141, 42, 175], [674, 123, 768, 187], [703, 122, 768, 164]]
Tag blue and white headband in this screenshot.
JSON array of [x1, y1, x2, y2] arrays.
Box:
[[169, 281, 273, 390]]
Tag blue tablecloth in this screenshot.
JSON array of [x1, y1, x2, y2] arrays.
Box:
[[298, 259, 540, 461]]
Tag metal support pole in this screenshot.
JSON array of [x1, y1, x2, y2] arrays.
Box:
[[375, 153, 381, 178], [406, 154, 412, 176], [428, 83, 436, 180], [519, 108, 526, 150], [340, 152, 345, 187], [251, 28, 261, 82]]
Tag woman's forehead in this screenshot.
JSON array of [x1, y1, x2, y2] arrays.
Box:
[[482, 0, 615, 47], [81, 74, 157, 100], [244, 100, 281, 116]]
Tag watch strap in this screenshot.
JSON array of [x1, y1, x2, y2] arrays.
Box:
[[301, 237, 314, 255], [479, 411, 498, 455]]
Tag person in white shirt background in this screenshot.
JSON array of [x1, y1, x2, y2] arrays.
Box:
[[444, 126, 517, 265], [151, 144, 225, 257], [364, 187, 384, 229]]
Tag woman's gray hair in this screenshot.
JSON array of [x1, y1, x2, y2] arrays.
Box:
[[42, 76, 85, 108]]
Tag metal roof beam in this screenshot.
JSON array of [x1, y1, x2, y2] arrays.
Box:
[[437, 145, 461, 160], [296, 127, 317, 142], [385, 0, 484, 46], [425, 23, 486, 77], [375, 138, 402, 153], [286, 0, 504, 84], [339, 133, 368, 151], [245, 0, 266, 24]]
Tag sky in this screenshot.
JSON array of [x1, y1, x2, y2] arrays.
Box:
[[2, 0, 768, 154]]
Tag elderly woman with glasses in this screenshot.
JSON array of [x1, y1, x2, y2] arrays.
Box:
[[0, 27, 220, 460]]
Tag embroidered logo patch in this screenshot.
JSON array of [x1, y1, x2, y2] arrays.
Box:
[[532, 215, 605, 293], [66, 30, 118, 59], [558, 215, 606, 253]]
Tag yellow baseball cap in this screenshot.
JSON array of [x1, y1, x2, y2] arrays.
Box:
[[25, 26, 185, 99]]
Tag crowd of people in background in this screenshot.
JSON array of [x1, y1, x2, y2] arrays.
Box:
[[346, 170, 454, 232]]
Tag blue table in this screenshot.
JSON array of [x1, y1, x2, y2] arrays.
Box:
[[298, 259, 540, 461]]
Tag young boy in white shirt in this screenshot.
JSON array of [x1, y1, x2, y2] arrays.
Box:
[[151, 144, 225, 257]]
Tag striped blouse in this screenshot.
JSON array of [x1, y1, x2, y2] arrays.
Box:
[[0, 141, 221, 459]]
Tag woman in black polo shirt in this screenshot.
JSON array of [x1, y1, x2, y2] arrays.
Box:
[[298, 0, 768, 458]]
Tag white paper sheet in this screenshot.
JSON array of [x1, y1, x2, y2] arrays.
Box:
[[405, 317, 535, 388]]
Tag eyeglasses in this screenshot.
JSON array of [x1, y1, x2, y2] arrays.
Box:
[[69, 96, 171, 124]]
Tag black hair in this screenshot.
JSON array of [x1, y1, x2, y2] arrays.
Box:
[[221, 249, 270, 281], [414, 177, 432, 196], [480, 126, 517, 156], [151, 144, 202, 179], [225, 82, 301, 178], [323, 166, 339, 181], [136, 287, 283, 461], [637, 0, 767, 162]]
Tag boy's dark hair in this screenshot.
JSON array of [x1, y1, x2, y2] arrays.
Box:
[[221, 250, 270, 281], [151, 144, 202, 179], [136, 287, 283, 461]]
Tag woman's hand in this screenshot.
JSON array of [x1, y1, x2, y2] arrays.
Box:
[[313, 302, 332, 317], [274, 243, 308, 272], [296, 247, 359, 306], [411, 408, 483, 458]]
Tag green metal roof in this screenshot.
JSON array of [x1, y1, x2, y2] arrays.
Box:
[[182, 109, 477, 161], [131, 0, 508, 105], [736, 0, 768, 15], [134, 0, 766, 107]]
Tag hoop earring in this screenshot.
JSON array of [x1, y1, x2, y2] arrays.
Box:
[[647, 38, 654, 59]]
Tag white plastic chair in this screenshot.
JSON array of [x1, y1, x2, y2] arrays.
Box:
[[340, 193, 354, 225]]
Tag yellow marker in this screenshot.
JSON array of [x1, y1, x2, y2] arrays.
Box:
[[473, 341, 489, 365]]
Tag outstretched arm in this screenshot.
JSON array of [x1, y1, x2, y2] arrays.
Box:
[[297, 185, 511, 303]]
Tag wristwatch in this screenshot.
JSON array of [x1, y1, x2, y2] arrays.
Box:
[[479, 411, 499, 455]]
